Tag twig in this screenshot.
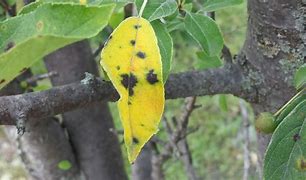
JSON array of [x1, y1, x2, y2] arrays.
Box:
[[151, 97, 199, 180], [206, 11, 215, 20], [0, 64, 255, 126], [93, 43, 104, 57], [25, 71, 58, 85], [176, 97, 198, 180], [222, 45, 233, 64], [0, 0, 16, 16], [109, 128, 124, 136], [240, 99, 250, 180]]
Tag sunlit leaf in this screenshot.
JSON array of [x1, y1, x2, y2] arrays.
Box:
[[0, 3, 115, 90], [100, 17, 165, 163], [19, 0, 130, 14]]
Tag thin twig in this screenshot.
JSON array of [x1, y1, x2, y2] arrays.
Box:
[[151, 97, 199, 180], [176, 97, 198, 180], [25, 71, 58, 85], [93, 43, 104, 57], [240, 99, 250, 180], [222, 45, 233, 64]]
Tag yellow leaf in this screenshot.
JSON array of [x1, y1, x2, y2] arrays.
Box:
[[100, 17, 165, 163]]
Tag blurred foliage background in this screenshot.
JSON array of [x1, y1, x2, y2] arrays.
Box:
[[0, 1, 261, 179]]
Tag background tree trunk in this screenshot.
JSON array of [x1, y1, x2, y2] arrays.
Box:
[[239, 0, 305, 176], [44, 40, 127, 180], [1, 75, 80, 180], [132, 144, 153, 180]]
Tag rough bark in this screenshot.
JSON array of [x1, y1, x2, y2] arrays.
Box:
[[5, 117, 80, 180], [1, 76, 80, 180], [132, 144, 153, 180], [240, 0, 305, 175], [44, 40, 127, 180], [0, 64, 253, 125], [151, 154, 165, 180]]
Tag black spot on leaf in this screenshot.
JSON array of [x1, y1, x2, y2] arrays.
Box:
[[116, 66, 120, 70], [0, 79, 5, 84], [133, 137, 139, 144], [293, 133, 301, 142], [121, 74, 129, 89], [146, 70, 159, 84], [130, 40, 136, 46], [104, 36, 112, 46], [136, 51, 146, 59], [134, 25, 142, 29], [120, 73, 138, 96]]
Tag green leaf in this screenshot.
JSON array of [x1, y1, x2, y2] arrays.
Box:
[[19, 0, 129, 14], [275, 90, 306, 126], [151, 20, 173, 82], [218, 95, 228, 112], [294, 64, 306, 90], [89, 0, 132, 6], [196, 51, 222, 70], [166, 17, 184, 32], [7, 0, 17, 6], [135, 0, 178, 21], [18, 1, 43, 15], [202, 0, 243, 12], [264, 100, 306, 180], [0, 3, 115, 89], [109, 8, 124, 29], [183, 3, 193, 12], [184, 12, 223, 56], [58, 160, 72, 170]]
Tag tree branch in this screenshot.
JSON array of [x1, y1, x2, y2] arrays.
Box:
[[0, 64, 252, 125], [240, 100, 251, 180]]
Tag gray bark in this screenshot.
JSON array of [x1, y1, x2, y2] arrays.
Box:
[[44, 40, 127, 180], [0, 64, 252, 125], [151, 154, 165, 180], [240, 0, 305, 175], [1, 76, 80, 180], [132, 144, 153, 180]]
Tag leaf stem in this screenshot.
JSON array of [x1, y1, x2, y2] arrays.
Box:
[[138, 0, 148, 17]]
